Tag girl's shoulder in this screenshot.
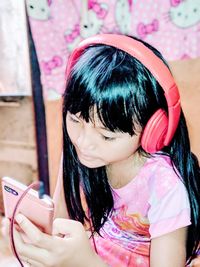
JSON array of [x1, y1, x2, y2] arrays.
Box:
[[145, 152, 173, 168], [144, 153, 179, 179], [144, 153, 185, 199], [146, 154, 191, 238]]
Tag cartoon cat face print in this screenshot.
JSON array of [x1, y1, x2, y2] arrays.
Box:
[[64, 10, 103, 52], [64, 1, 108, 52], [81, 9, 104, 38], [169, 0, 200, 28], [26, 0, 51, 20]]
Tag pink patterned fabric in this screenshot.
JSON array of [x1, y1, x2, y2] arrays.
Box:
[[26, 0, 200, 100], [91, 154, 191, 266]]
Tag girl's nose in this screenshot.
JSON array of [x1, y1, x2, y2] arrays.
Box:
[[76, 129, 95, 151]]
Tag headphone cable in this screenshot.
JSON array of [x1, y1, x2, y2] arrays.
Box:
[[9, 181, 44, 267]]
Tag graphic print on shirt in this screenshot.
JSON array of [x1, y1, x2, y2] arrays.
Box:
[[100, 205, 150, 255]]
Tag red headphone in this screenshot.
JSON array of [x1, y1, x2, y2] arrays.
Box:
[[65, 34, 181, 153]]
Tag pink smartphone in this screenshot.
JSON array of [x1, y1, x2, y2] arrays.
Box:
[[1, 176, 54, 234]]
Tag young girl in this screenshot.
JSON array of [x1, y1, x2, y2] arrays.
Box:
[[2, 34, 200, 267]]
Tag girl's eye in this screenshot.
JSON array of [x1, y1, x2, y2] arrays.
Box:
[[101, 135, 116, 141], [69, 115, 80, 123]]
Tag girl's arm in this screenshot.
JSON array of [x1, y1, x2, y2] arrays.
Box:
[[150, 227, 188, 267]]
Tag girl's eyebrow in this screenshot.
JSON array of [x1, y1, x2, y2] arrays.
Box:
[[71, 112, 118, 133], [93, 121, 110, 131], [95, 125, 119, 134], [70, 113, 81, 119], [96, 125, 107, 130], [94, 123, 112, 132]]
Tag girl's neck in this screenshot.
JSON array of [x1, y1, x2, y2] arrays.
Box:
[[106, 151, 146, 189]]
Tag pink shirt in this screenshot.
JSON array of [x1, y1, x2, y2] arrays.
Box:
[[93, 154, 191, 266]]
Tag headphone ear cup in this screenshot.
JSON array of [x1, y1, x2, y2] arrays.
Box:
[[141, 109, 168, 153]]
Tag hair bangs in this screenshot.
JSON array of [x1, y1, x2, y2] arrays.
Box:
[[63, 44, 159, 135], [94, 82, 140, 135]]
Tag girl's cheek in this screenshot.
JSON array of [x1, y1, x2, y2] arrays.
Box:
[[67, 122, 82, 143], [67, 126, 78, 143]]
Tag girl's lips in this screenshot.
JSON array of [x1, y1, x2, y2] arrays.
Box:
[[76, 147, 95, 160]]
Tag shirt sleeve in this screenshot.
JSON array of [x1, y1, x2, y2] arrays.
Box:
[[147, 166, 191, 239]]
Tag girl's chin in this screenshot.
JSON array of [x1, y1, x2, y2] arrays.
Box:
[[78, 156, 104, 169]]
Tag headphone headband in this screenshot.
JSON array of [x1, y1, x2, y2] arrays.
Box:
[[66, 34, 181, 150]]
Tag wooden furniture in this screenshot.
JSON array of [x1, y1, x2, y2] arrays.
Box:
[[0, 97, 38, 213]]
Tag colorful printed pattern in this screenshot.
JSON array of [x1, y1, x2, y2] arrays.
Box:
[[90, 154, 191, 266], [26, 0, 200, 99], [100, 206, 150, 255]]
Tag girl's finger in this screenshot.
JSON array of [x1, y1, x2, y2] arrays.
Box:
[[1, 216, 10, 226], [1, 217, 10, 235], [1, 217, 12, 251], [1, 225, 7, 237], [15, 214, 55, 250], [53, 218, 84, 237], [12, 226, 50, 266], [21, 257, 45, 267]]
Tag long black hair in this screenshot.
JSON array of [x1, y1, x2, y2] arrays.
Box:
[[62, 36, 200, 263]]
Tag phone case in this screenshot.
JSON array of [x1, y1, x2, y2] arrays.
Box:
[[1, 176, 54, 234]]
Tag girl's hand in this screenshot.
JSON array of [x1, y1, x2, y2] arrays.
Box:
[[1, 214, 107, 267], [1, 216, 13, 252]]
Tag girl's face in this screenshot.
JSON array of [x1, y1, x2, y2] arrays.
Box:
[[66, 111, 142, 169]]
